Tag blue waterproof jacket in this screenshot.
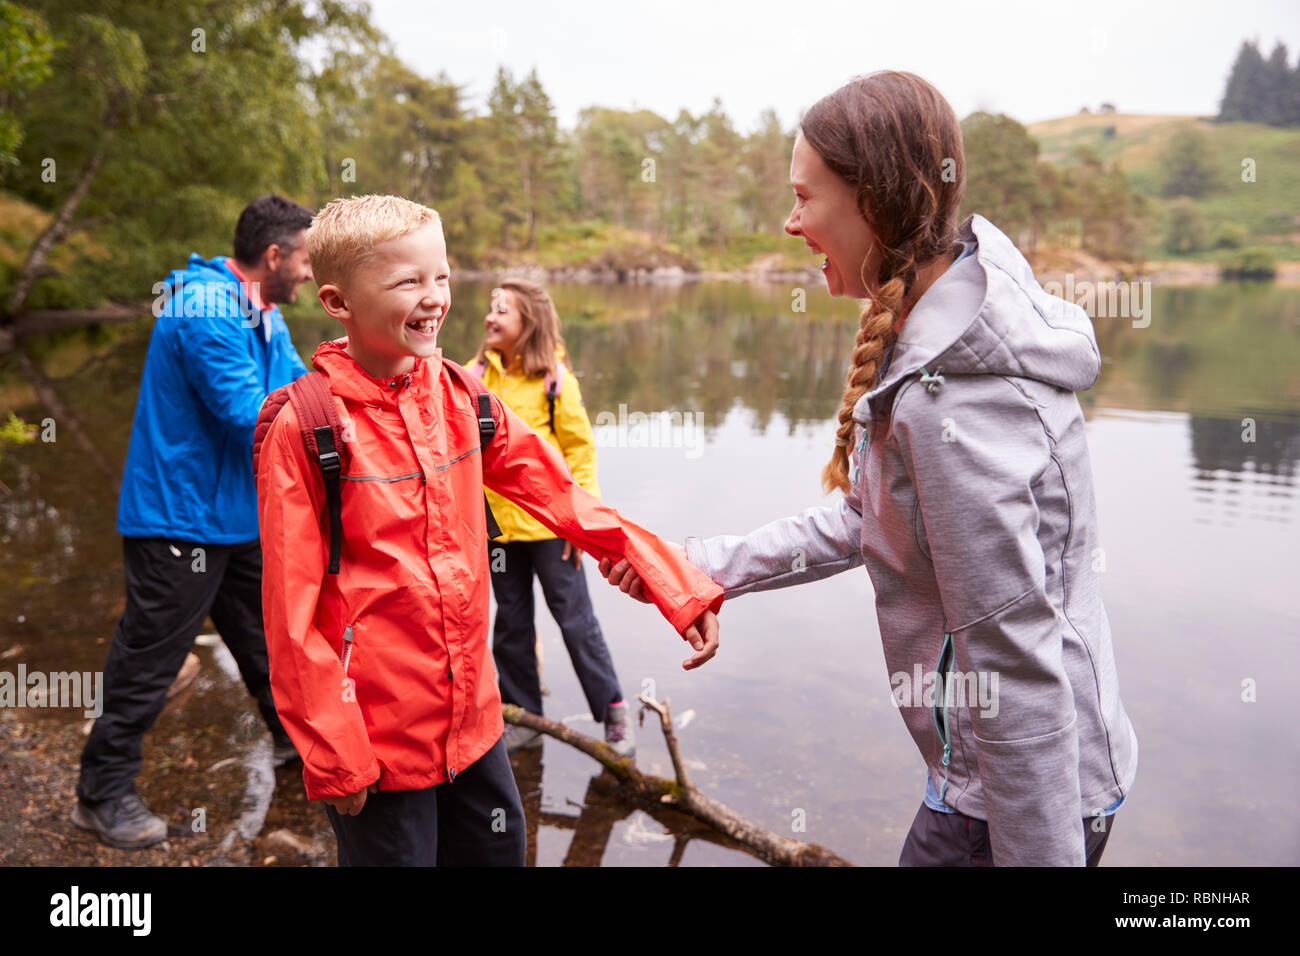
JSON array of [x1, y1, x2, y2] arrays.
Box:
[[117, 254, 308, 543]]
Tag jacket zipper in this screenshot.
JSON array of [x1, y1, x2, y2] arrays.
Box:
[[853, 425, 869, 486], [931, 630, 954, 803], [340, 624, 355, 675]]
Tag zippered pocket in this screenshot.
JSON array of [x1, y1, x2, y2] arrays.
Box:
[[931, 630, 955, 802], [340, 624, 356, 675]]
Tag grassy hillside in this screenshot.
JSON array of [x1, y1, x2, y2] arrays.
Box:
[[1027, 112, 1300, 261]]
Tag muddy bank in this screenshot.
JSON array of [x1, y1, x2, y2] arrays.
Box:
[[0, 686, 335, 867]]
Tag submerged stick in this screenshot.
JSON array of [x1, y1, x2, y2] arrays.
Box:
[[503, 697, 852, 867]]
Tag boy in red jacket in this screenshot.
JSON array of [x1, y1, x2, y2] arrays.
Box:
[[255, 194, 722, 866]]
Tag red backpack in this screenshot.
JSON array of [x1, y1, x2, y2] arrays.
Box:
[[252, 361, 502, 574]]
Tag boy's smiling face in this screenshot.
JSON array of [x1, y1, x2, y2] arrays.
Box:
[[318, 221, 450, 380]]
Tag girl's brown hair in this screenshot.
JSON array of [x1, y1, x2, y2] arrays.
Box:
[[475, 278, 572, 379], [801, 71, 966, 493]]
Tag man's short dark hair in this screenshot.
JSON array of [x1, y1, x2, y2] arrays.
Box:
[[233, 194, 315, 266]]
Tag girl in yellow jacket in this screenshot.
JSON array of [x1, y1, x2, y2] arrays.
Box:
[[468, 278, 634, 756]]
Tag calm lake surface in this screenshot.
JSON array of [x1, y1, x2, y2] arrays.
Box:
[[2, 279, 1298, 865]]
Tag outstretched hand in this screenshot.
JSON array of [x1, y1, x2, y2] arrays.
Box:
[[681, 608, 720, 670], [599, 552, 719, 669]]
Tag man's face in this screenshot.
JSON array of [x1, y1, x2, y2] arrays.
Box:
[[262, 230, 314, 304], [321, 222, 450, 379]]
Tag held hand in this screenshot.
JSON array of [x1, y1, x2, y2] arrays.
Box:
[[598, 556, 651, 603], [323, 781, 380, 816], [560, 540, 582, 569], [681, 608, 720, 670]]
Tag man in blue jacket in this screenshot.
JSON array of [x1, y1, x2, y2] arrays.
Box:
[[73, 195, 315, 849]]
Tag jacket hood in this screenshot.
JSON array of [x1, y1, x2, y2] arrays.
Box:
[[159, 253, 238, 293], [157, 253, 267, 319], [853, 215, 1100, 423], [310, 336, 444, 404]]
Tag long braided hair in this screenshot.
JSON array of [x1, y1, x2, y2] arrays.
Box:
[[801, 72, 966, 494]]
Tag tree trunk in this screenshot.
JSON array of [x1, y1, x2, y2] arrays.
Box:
[[5, 102, 120, 319]]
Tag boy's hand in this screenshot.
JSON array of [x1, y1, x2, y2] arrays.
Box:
[[681, 608, 720, 670], [323, 782, 379, 816], [560, 540, 582, 569], [598, 549, 719, 668]]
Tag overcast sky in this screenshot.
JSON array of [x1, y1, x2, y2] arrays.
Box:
[[365, 0, 1299, 132]]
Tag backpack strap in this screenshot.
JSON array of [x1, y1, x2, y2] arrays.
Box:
[[293, 373, 346, 573], [252, 386, 293, 480], [254, 371, 347, 574], [443, 360, 503, 540], [543, 368, 562, 435]]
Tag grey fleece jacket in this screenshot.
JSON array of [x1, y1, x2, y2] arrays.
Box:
[[685, 214, 1138, 867]]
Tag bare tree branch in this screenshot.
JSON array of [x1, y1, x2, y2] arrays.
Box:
[[504, 698, 852, 867]]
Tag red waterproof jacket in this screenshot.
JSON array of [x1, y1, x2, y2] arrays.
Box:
[[256, 338, 723, 799]]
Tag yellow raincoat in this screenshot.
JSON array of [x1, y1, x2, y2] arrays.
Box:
[[468, 347, 601, 541]]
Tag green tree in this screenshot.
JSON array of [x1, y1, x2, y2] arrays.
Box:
[[482, 67, 567, 249], [348, 56, 470, 202], [736, 108, 794, 234], [0, 1, 56, 174], [573, 106, 669, 232], [693, 98, 743, 249], [1219, 39, 1269, 123], [7, 0, 373, 316], [1165, 198, 1209, 255], [1159, 126, 1216, 198], [960, 111, 1040, 241], [1058, 146, 1149, 260]]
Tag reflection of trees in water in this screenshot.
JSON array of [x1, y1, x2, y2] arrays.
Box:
[[1, 334, 145, 661], [563, 304, 855, 437], [447, 281, 859, 437], [1189, 412, 1298, 524]]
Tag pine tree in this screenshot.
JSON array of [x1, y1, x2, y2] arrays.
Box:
[[1262, 42, 1292, 126], [1219, 40, 1267, 122]]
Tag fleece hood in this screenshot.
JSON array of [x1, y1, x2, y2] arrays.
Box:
[[854, 215, 1101, 424]]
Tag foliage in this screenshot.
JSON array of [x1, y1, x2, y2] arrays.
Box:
[[1219, 246, 1278, 279], [1159, 126, 1216, 197], [0, 1, 56, 172], [1164, 198, 1209, 254], [1219, 39, 1300, 126]]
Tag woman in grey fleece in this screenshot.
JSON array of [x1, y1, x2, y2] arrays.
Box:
[[601, 72, 1137, 866]]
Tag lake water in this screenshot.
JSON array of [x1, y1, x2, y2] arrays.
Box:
[[2, 279, 1297, 865]]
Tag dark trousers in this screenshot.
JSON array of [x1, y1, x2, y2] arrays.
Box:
[[323, 736, 525, 866], [76, 536, 288, 804], [489, 538, 622, 722], [898, 802, 1116, 866]]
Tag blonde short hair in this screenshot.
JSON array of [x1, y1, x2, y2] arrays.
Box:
[[306, 194, 441, 287]]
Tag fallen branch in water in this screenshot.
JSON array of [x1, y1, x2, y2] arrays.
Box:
[[503, 695, 852, 867]]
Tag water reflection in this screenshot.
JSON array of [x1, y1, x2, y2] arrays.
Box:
[[1189, 413, 1299, 525]]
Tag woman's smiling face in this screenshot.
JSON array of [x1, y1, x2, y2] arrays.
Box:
[[784, 133, 877, 299]]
